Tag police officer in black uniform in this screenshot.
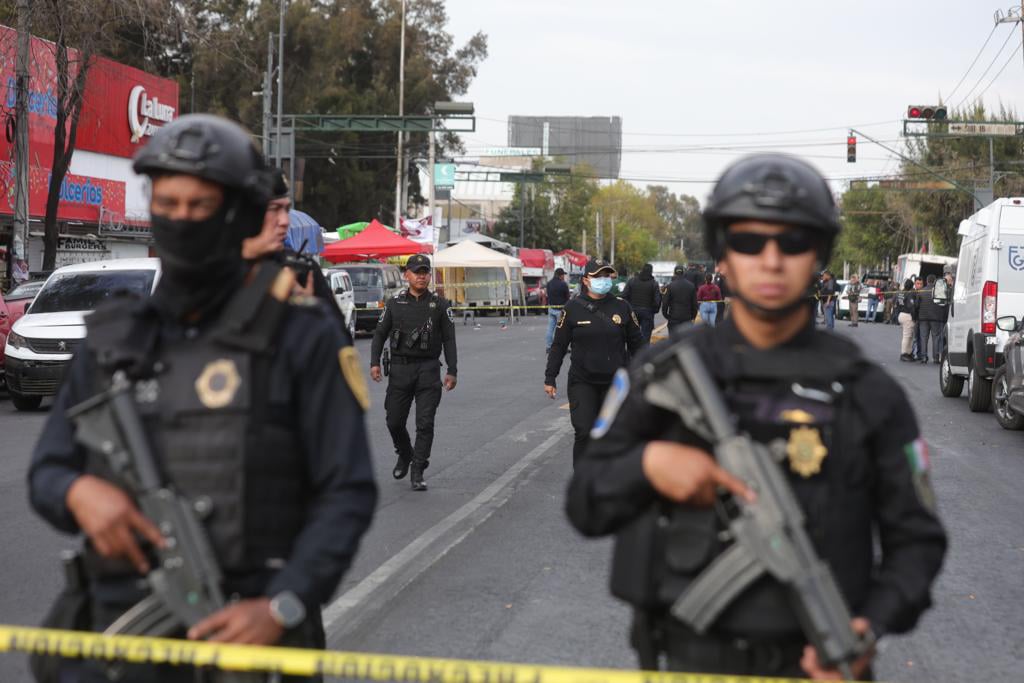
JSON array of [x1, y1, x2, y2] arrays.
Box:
[[545, 257, 644, 466], [370, 253, 457, 491], [241, 169, 352, 342], [27, 115, 378, 683], [566, 154, 947, 679]]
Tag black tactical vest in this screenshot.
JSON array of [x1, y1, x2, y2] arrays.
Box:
[[611, 328, 875, 637], [84, 263, 306, 575]]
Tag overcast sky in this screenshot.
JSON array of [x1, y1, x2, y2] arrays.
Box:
[[442, 0, 1024, 203]]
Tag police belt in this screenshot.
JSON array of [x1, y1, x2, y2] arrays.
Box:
[[388, 355, 438, 365], [647, 616, 806, 672]]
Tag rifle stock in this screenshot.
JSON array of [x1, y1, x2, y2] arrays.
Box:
[[644, 345, 870, 673]]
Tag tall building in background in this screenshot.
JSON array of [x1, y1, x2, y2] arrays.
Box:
[[507, 116, 622, 179]]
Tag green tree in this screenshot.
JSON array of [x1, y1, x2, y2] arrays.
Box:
[[590, 181, 665, 273], [647, 185, 704, 260]]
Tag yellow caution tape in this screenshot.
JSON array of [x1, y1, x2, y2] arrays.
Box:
[[0, 624, 828, 682]]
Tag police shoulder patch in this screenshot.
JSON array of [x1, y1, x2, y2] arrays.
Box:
[[446, 306, 455, 323], [590, 368, 630, 439], [338, 347, 370, 411]]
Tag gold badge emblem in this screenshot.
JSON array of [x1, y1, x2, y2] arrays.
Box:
[[195, 359, 242, 409], [780, 409, 815, 424], [786, 426, 828, 478], [339, 347, 370, 412], [612, 313, 622, 325]]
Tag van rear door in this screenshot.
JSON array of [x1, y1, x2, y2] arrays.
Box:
[[996, 204, 1024, 323]]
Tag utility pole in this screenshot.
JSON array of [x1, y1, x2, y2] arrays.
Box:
[[275, 0, 285, 169], [595, 210, 603, 258], [427, 128, 436, 250], [518, 180, 526, 248], [13, 0, 30, 267], [610, 214, 616, 265], [394, 0, 407, 228], [262, 33, 274, 158]]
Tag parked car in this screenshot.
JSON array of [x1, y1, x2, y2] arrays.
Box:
[[343, 263, 404, 331], [0, 295, 10, 390], [942, 198, 1024, 411], [992, 315, 1024, 429], [324, 268, 357, 340], [836, 283, 882, 321], [3, 279, 46, 326], [4, 258, 160, 411], [524, 276, 548, 313]]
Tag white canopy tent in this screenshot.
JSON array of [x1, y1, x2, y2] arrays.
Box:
[[433, 240, 525, 318], [443, 232, 514, 254]]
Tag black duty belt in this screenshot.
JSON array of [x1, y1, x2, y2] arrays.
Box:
[[390, 355, 437, 365]]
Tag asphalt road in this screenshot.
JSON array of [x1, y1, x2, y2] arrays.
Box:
[[1, 313, 1022, 681]]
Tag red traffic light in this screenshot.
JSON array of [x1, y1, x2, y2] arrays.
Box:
[[908, 106, 922, 118], [846, 135, 856, 163], [907, 105, 947, 120], [847, 136, 857, 146]]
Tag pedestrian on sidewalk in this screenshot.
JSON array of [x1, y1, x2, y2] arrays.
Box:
[[897, 279, 917, 361], [371, 254, 459, 491], [713, 269, 729, 323], [544, 258, 643, 466], [911, 276, 924, 360], [866, 278, 880, 322], [697, 274, 722, 327], [622, 263, 662, 344], [846, 273, 862, 326], [661, 265, 698, 331], [567, 153, 946, 680], [820, 270, 837, 329], [545, 268, 570, 352]]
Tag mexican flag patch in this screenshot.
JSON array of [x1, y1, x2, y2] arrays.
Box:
[[903, 438, 936, 512]]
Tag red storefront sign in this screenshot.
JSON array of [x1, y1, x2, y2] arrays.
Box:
[[0, 24, 179, 159], [0, 24, 177, 222]]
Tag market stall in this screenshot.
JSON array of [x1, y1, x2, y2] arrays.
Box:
[[432, 240, 525, 318], [322, 219, 430, 263]]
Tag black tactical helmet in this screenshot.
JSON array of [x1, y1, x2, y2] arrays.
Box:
[[133, 114, 274, 209], [703, 154, 840, 261]]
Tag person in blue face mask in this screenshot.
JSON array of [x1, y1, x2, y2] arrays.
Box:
[[544, 257, 645, 465]]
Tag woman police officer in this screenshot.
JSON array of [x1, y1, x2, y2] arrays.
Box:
[[544, 258, 644, 466]]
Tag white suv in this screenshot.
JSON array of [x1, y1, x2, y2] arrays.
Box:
[[4, 258, 160, 411]]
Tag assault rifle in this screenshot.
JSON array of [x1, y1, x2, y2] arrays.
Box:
[[67, 371, 227, 637], [642, 345, 872, 678]]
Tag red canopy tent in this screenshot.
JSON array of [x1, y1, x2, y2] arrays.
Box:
[[555, 249, 588, 267], [322, 219, 431, 263]]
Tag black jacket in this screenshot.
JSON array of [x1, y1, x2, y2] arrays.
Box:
[[915, 289, 949, 323], [661, 276, 698, 323], [622, 274, 661, 311], [545, 293, 644, 387], [371, 289, 458, 374], [546, 277, 571, 307], [566, 319, 946, 638]]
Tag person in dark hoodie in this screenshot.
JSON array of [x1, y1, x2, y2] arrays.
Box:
[[622, 263, 662, 343], [661, 265, 698, 331]]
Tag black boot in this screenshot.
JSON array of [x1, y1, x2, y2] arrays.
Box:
[[410, 465, 427, 491], [393, 455, 410, 480]]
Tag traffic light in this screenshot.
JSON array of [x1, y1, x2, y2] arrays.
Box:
[[847, 135, 856, 163], [907, 105, 948, 121]]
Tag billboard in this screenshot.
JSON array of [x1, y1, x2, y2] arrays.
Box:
[[508, 116, 622, 179]]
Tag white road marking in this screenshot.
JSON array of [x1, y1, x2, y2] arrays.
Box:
[[322, 417, 571, 640]]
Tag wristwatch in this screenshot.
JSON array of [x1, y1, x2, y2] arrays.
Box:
[[268, 591, 306, 629]]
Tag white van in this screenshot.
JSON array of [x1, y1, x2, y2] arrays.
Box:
[[324, 268, 357, 340], [941, 198, 1024, 411], [4, 258, 161, 411]]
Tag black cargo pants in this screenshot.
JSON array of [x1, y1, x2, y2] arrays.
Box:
[[385, 357, 443, 468], [567, 379, 610, 467]]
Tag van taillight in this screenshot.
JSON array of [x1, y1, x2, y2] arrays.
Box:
[[982, 280, 997, 334]]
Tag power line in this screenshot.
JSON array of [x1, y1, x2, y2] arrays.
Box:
[[955, 25, 1018, 110], [966, 41, 1024, 107], [946, 22, 1000, 101]]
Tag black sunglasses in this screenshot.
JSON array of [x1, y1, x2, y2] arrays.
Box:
[[724, 230, 817, 256]]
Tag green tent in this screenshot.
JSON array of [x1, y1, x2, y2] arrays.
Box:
[[337, 220, 400, 240]]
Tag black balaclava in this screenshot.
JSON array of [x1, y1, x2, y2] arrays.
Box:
[[151, 189, 260, 321]]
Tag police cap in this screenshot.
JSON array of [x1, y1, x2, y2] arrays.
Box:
[[406, 254, 432, 273], [585, 258, 616, 277]]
